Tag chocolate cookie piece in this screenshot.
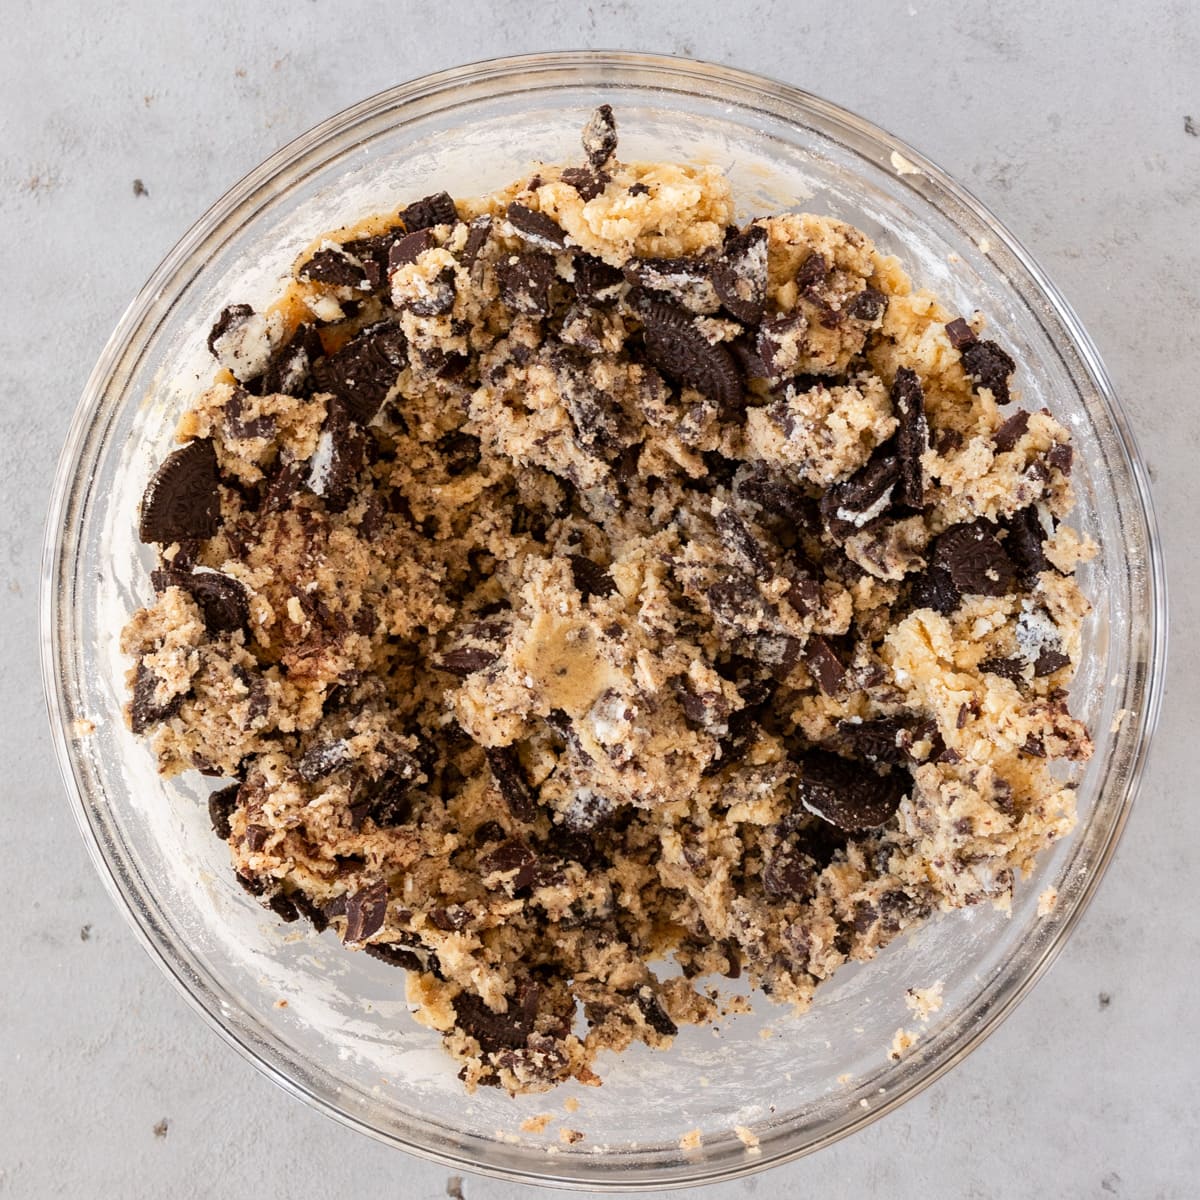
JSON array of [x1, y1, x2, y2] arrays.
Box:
[[506, 203, 568, 251], [846, 287, 888, 322], [454, 982, 539, 1054], [712, 225, 768, 324], [254, 323, 325, 397], [403, 265, 457, 317], [207, 783, 240, 840], [637, 297, 742, 408], [634, 988, 678, 1038], [581, 104, 618, 170], [307, 395, 368, 512], [804, 635, 847, 696], [793, 750, 908, 832], [460, 215, 493, 268], [479, 838, 540, 891], [573, 253, 623, 302], [569, 554, 617, 599], [961, 338, 1017, 404], [560, 166, 608, 201], [762, 845, 817, 899], [497, 252, 557, 316], [401, 191, 458, 231], [296, 738, 353, 783], [933, 520, 1018, 597], [151, 568, 249, 635], [207, 304, 254, 355], [714, 506, 773, 578], [138, 439, 221, 545], [625, 257, 720, 314], [891, 367, 928, 508], [310, 322, 407, 424], [389, 228, 436, 270], [1002, 506, 1051, 584], [820, 453, 900, 541], [298, 246, 370, 289]]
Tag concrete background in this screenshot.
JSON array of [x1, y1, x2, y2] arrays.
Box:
[[3, 2, 1197, 1196]]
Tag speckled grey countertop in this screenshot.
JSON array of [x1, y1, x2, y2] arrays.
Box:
[[4, 3, 1197, 1197]]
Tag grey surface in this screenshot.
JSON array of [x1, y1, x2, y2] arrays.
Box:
[[3, 2, 1196, 1196]]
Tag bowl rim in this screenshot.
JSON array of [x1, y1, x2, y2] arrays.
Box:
[[40, 49, 1167, 1190]]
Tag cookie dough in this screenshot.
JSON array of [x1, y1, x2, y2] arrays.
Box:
[[122, 106, 1093, 1094]]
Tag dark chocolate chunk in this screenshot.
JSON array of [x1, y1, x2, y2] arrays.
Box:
[[637, 296, 743, 408], [236, 871, 267, 897], [714, 506, 772, 577], [581, 104, 618, 170], [762, 846, 817, 898], [473, 820, 507, 847], [1002, 506, 1050, 583], [342, 879, 389, 943], [980, 656, 1027, 682], [401, 191, 458, 231], [138, 439, 220, 545], [388, 228, 435, 270], [796, 251, 828, 290], [268, 893, 301, 923], [1033, 647, 1070, 676], [804, 635, 846, 696], [633, 988, 678, 1038], [351, 760, 418, 829], [961, 338, 1017, 404], [892, 366, 928, 508], [151, 568, 249, 635], [569, 554, 617, 599], [506, 202, 568, 251], [310, 321, 407, 424], [847, 287, 888, 322], [573, 253, 623, 301], [944, 317, 977, 349], [454, 982, 538, 1053], [627, 182, 649, 197], [460, 214, 493, 268], [712, 225, 768, 323], [993, 409, 1030, 452], [207, 304, 254, 355], [820, 453, 899, 540], [1047, 442, 1073, 474], [129, 662, 184, 734], [485, 745, 536, 822], [934, 520, 1018, 597], [793, 750, 908, 832], [1020, 735, 1046, 758], [560, 166, 608, 201], [437, 646, 499, 676], [244, 824, 270, 852], [207, 783, 240, 841], [297, 739, 352, 783], [478, 838, 539, 891], [497, 251, 557, 316], [298, 247, 368, 288]]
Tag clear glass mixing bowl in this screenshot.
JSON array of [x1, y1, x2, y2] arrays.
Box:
[[41, 52, 1164, 1189]]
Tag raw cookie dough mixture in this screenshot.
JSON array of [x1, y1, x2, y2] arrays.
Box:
[[122, 107, 1094, 1094]]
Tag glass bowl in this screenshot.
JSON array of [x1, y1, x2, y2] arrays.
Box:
[[41, 52, 1164, 1189]]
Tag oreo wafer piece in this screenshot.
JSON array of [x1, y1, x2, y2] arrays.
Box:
[[342, 879, 389, 943], [138, 439, 220, 545], [310, 321, 407, 423], [637, 296, 743, 408], [581, 104, 618, 170], [484, 745, 537, 822], [793, 750, 908, 832], [401, 191, 458, 231], [151, 567, 249, 635], [712, 225, 768, 323], [961, 338, 1017, 404], [506, 203, 568, 251], [892, 367, 928, 508]]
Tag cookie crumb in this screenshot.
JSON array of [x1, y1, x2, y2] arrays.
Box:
[[734, 1124, 760, 1152], [133, 178, 149, 197], [679, 1128, 703, 1150], [1110, 708, 1131, 734], [72, 718, 96, 737], [889, 150, 922, 176], [153, 1118, 169, 1138], [446, 1176, 465, 1200], [1185, 115, 1198, 136], [888, 1028, 919, 1061], [904, 981, 944, 1021], [274, 998, 289, 1008], [559, 1127, 584, 1145], [837, 1072, 854, 1085], [563, 1096, 580, 1114], [1037, 886, 1058, 917], [79, 924, 92, 942], [520, 1113, 553, 1135], [1099, 992, 1112, 1010]]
